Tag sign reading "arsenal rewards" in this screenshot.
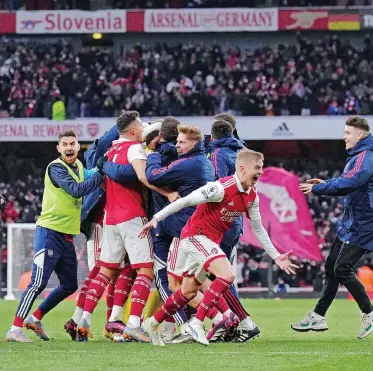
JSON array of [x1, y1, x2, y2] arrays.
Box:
[[16, 10, 126, 34], [144, 8, 278, 32]]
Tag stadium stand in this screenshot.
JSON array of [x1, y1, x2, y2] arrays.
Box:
[[1, 35, 373, 119]]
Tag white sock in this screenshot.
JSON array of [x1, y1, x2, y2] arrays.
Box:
[[223, 309, 233, 317], [127, 315, 140, 328], [31, 315, 39, 322], [241, 316, 256, 330], [109, 305, 123, 322], [72, 307, 83, 324], [81, 311, 92, 326], [10, 325, 22, 331], [212, 312, 224, 325], [312, 312, 324, 320]]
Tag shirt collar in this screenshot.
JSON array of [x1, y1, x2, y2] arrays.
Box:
[[112, 138, 131, 145], [234, 172, 251, 194]]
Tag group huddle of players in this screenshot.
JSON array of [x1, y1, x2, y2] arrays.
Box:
[[60, 111, 295, 346]]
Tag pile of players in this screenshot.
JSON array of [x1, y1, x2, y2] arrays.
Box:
[[60, 111, 296, 346]]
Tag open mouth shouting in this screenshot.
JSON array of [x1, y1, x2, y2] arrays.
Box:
[[65, 151, 75, 161]]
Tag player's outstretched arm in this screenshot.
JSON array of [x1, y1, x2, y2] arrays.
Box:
[[248, 196, 298, 275], [49, 164, 103, 199], [303, 151, 373, 196], [139, 182, 224, 238]]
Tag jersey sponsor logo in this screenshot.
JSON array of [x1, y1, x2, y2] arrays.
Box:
[[220, 208, 241, 222]]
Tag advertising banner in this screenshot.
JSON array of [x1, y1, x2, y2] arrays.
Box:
[[16, 10, 127, 34], [144, 8, 278, 33]]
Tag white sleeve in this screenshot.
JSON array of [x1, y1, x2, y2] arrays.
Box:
[[248, 195, 280, 260], [127, 143, 147, 163], [154, 181, 225, 222]]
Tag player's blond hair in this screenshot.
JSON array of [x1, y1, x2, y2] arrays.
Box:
[[178, 125, 204, 142], [236, 149, 264, 166]]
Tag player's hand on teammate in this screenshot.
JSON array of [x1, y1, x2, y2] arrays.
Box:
[[167, 191, 180, 203], [138, 218, 158, 239], [274, 250, 299, 275], [96, 156, 108, 174]]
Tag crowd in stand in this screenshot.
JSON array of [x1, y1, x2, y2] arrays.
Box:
[[1, 0, 370, 10], [1, 35, 373, 119]]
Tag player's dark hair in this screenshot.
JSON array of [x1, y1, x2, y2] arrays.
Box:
[[346, 116, 370, 132], [211, 120, 233, 139], [214, 113, 236, 130], [58, 130, 78, 142], [161, 116, 180, 142], [117, 111, 140, 134], [145, 130, 160, 147]]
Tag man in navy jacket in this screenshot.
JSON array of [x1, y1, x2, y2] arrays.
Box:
[[146, 124, 215, 342], [293, 115, 373, 340], [209, 120, 260, 342]]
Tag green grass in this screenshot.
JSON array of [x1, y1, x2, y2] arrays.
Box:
[[0, 299, 372, 371]]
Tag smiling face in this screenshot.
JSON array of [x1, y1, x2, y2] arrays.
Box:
[[343, 125, 365, 150], [176, 133, 197, 155], [57, 136, 80, 165]]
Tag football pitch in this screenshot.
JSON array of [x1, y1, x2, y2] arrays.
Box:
[[0, 299, 372, 371]]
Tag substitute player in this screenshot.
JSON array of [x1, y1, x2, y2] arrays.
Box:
[[6, 130, 103, 342], [141, 149, 298, 346], [293, 116, 373, 339], [76, 111, 178, 342]]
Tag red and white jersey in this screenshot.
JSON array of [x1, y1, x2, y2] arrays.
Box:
[[105, 138, 147, 225], [154, 173, 280, 260], [181, 175, 257, 244]]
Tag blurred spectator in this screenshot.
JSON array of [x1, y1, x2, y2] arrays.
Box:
[[2, 35, 373, 118]]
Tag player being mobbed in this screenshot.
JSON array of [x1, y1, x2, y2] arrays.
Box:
[[6, 130, 103, 343], [141, 149, 298, 346]]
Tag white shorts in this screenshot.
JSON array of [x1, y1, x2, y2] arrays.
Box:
[[99, 217, 154, 269], [167, 235, 226, 284], [86, 222, 103, 271]]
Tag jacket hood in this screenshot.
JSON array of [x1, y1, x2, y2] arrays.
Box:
[[209, 136, 244, 152], [347, 133, 373, 157], [179, 141, 206, 159]]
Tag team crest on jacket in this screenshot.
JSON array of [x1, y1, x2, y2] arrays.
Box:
[[48, 249, 53, 257]]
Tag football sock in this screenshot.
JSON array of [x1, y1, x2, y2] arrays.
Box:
[[154, 289, 189, 324], [106, 282, 115, 321], [77, 264, 100, 311]]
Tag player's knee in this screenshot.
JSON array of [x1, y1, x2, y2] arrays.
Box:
[[168, 279, 181, 293], [137, 267, 153, 280], [334, 263, 349, 283], [220, 272, 235, 285], [181, 285, 198, 300]]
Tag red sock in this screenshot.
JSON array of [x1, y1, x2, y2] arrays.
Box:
[[206, 307, 220, 320], [106, 282, 115, 321], [196, 278, 231, 322], [165, 316, 175, 323], [113, 266, 135, 308], [154, 289, 189, 323], [32, 308, 43, 321], [13, 316, 24, 327], [223, 288, 248, 321], [77, 264, 100, 310], [130, 274, 152, 318], [84, 272, 110, 314], [215, 296, 230, 314]]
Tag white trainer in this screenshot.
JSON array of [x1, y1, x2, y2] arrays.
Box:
[[357, 312, 373, 340], [142, 318, 165, 347], [291, 311, 328, 332], [186, 318, 209, 346]]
